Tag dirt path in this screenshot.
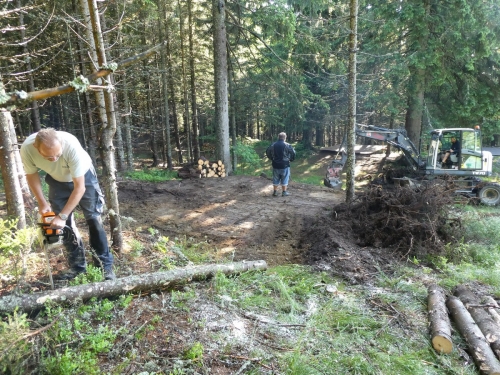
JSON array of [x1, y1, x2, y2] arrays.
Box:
[[118, 175, 344, 266]]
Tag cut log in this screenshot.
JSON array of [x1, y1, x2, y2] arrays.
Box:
[[212, 163, 218, 169], [454, 285, 500, 361], [0, 260, 268, 314], [427, 284, 453, 354], [482, 296, 500, 328], [447, 295, 500, 375]]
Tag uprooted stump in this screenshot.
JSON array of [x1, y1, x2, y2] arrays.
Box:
[[0, 260, 267, 314], [332, 181, 459, 256]]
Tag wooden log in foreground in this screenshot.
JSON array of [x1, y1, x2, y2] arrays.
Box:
[[427, 284, 453, 354], [447, 296, 500, 375], [0, 260, 267, 314], [454, 285, 500, 361], [482, 296, 500, 328]]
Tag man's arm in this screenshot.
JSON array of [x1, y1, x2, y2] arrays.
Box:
[[50, 175, 86, 228], [25, 173, 51, 213]]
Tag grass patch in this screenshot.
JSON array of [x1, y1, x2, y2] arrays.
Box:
[[124, 168, 179, 182]]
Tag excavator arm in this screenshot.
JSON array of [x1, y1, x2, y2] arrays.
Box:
[[324, 125, 425, 189]]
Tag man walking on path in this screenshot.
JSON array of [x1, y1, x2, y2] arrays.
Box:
[[266, 132, 296, 196], [20, 128, 115, 281]]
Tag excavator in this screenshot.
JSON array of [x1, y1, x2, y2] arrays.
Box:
[[324, 124, 500, 206]]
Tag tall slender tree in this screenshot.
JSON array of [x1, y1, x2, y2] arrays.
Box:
[[212, 0, 231, 173]]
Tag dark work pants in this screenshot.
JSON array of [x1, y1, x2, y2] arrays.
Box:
[[46, 168, 113, 272]]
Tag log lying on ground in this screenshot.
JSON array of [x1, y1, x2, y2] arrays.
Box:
[[454, 285, 500, 360], [447, 296, 500, 375], [482, 296, 500, 328], [427, 284, 453, 354], [0, 260, 267, 314]]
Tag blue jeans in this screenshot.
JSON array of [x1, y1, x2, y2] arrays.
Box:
[[272, 167, 290, 186], [46, 168, 113, 272]]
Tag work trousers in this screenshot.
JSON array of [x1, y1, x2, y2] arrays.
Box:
[[45, 168, 113, 272]]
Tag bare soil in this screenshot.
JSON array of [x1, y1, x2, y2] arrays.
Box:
[[117, 160, 403, 285], [2, 152, 430, 374]]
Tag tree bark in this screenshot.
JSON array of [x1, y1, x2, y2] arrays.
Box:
[[85, 0, 123, 252], [345, 0, 358, 204], [158, 0, 173, 170], [188, 0, 200, 161], [179, 0, 193, 163], [447, 295, 500, 375], [0, 107, 26, 229], [0, 260, 267, 314], [454, 285, 500, 360], [165, 25, 183, 164], [427, 284, 453, 353], [122, 72, 134, 171], [482, 296, 500, 328], [212, 0, 232, 174]]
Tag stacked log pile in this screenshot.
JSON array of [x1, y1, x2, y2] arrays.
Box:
[[177, 157, 226, 179], [427, 284, 500, 375]]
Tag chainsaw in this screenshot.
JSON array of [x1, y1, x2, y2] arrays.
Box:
[[38, 211, 76, 244]]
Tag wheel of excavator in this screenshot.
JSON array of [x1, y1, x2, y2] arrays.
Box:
[[478, 183, 500, 206]]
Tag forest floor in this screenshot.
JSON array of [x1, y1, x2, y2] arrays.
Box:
[[2, 149, 467, 374]]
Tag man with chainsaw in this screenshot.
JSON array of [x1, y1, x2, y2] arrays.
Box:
[[266, 132, 296, 197], [20, 128, 115, 281]]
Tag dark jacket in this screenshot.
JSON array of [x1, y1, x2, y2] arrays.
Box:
[[266, 139, 296, 169]]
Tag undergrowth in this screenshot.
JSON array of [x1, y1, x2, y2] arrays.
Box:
[[124, 168, 179, 182], [0, 198, 499, 373]]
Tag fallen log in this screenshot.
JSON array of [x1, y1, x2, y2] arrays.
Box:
[[482, 296, 500, 328], [454, 285, 500, 360], [0, 260, 267, 314], [447, 296, 500, 375], [427, 284, 453, 354]]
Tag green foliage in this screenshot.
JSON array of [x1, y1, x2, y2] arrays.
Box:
[[233, 140, 262, 174], [0, 310, 31, 375], [42, 348, 99, 375], [171, 289, 197, 311], [0, 219, 37, 280], [68, 75, 90, 93], [129, 238, 145, 257], [69, 265, 104, 285], [183, 342, 204, 362], [124, 168, 179, 182]]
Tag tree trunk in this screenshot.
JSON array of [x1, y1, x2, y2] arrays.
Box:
[[122, 73, 134, 171], [427, 284, 453, 354], [212, 0, 232, 174], [9, 118, 34, 211], [84, 0, 123, 252], [345, 0, 358, 204], [228, 59, 237, 172], [447, 296, 500, 375], [404, 0, 429, 147], [179, 0, 192, 163], [165, 26, 183, 165], [158, 0, 173, 170], [0, 105, 26, 229], [16, 0, 41, 132], [0, 260, 267, 314], [188, 0, 200, 161], [454, 285, 500, 360], [482, 296, 500, 328]]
